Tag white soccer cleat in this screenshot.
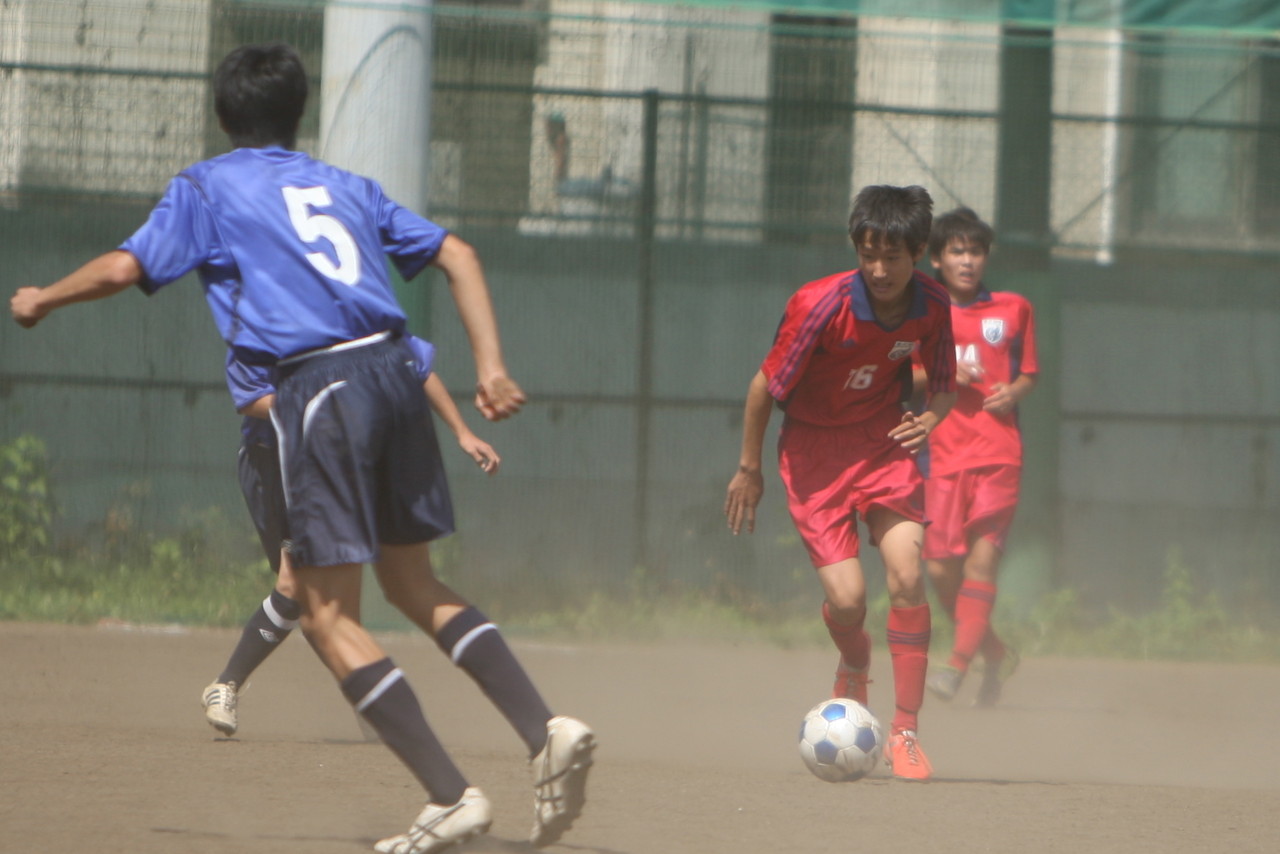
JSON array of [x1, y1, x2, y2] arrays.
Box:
[[374, 786, 492, 854], [925, 665, 963, 702], [201, 681, 238, 736], [530, 715, 596, 846]]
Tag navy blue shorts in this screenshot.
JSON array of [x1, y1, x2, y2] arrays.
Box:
[[271, 337, 455, 567], [237, 439, 288, 574]]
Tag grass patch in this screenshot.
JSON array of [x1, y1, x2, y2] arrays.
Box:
[[481, 555, 1280, 663], [4, 550, 1279, 663], [0, 522, 273, 627], [2, 434, 1277, 661], [0, 556, 270, 626], [0, 434, 273, 626]]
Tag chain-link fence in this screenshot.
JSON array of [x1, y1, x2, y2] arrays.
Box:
[[3, 0, 1278, 618]]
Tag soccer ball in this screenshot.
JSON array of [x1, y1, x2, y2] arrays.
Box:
[[798, 698, 883, 782]]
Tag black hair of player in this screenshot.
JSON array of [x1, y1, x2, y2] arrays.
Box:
[[214, 43, 308, 150], [928, 206, 995, 258], [848, 185, 934, 256]]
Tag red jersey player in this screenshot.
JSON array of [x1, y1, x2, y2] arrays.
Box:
[[920, 207, 1038, 707], [725, 185, 956, 781]]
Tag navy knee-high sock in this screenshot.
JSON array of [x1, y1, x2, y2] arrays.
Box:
[[218, 589, 300, 685], [437, 607, 553, 757], [341, 657, 468, 805]]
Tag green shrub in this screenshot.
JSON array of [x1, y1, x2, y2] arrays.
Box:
[[0, 435, 55, 563], [0, 440, 271, 625]]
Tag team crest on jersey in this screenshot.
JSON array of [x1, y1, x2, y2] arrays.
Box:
[[982, 318, 1005, 344], [887, 341, 915, 361]]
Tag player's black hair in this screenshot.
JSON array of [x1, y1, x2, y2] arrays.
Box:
[[928, 206, 995, 257], [214, 43, 308, 150], [848, 185, 934, 255]]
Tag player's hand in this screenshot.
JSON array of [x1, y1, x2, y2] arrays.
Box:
[[460, 434, 500, 475], [11, 287, 48, 328], [889, 410, 931, 454], [475, 375, 526, 422], [725, 466, 764, 535], [956, 359, 984, 387], [983, 382, 1017, 415]]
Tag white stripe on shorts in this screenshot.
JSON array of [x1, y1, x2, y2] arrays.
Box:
[[301, 380, 348, 443], [277, 330, 393, 366], [268, 407, 291, 511]]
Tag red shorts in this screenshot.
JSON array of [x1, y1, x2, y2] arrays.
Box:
[[922, 464, 1021, 560], [778, 412, 924, 568]]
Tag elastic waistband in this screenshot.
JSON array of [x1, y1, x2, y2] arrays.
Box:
[[277, 331, 393, 367]]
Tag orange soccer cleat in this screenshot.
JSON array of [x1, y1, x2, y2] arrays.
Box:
[[885, 730, 934, 781]]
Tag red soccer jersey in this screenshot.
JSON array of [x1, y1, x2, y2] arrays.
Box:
[[926, 287, 1038, 476], [762, 270, 955, 427]]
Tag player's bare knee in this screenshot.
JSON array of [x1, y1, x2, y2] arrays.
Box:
[[885, 566, 926, 605], [825, 598, 866, 625]]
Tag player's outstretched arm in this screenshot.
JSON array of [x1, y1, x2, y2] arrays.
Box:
[[11, 250, 142, 328], [725, 370, 774, 535], [423, 373, 499, 475], [430, 234, 526, 422]]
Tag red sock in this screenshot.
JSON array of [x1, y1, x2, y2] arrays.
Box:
[[822, 601, 870, 671], [937, 590, 957, 622], [887, 604, 930, 734], [950, 580, 997, 672]]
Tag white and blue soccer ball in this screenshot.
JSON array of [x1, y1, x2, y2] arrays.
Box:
[[798, 698, 884, 782]]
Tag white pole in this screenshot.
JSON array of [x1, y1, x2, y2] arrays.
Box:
[[1097, 0, 1122, 266], [320, 0, 433, 214]]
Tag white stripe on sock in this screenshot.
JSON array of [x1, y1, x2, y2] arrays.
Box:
[[261, 595, 299, 631], [449, 623, 497, 664], [355, 667, 405, 713]]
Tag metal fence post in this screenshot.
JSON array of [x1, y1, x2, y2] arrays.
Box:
[[634, 89, 660, 572]]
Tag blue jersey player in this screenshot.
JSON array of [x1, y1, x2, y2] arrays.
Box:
[[206, 335, 501, 742], [11, 42, 594, 854]]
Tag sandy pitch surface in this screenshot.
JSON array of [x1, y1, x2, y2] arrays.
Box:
[[2, 621, 1277, 854]]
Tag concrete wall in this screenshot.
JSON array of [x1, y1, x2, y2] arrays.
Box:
[[13, 0, 209, 195]]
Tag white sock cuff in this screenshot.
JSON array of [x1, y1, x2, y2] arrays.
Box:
[[262, 595, 300, 631]]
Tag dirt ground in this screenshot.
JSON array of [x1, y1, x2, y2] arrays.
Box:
[[2, 621, 1277, 854]]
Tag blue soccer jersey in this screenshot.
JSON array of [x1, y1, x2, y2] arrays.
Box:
[[121, 147, 448, 364]]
